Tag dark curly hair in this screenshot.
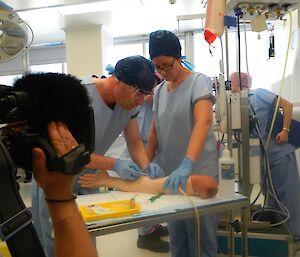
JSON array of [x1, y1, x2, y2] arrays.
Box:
[[13, 72, 92, 147]]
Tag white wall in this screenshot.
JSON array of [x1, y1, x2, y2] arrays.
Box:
[[271, 10, 300, 103], [267, 9, 300, 178], [65, 26, 103, 77], [100, 26, 113, 75]]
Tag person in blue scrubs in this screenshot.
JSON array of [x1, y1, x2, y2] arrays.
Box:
[[31, 55, 164, 257], [147, 30, 219, 257], [230, 71, 300, 242], [119, 73, 169, 253]]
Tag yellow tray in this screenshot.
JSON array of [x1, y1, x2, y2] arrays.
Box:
[[79, 199, 141, 222], [0, 240, 12, 257]]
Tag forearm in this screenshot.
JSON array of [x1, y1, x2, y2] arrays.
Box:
[[146, 129, 158, 161], [279, 97, 293, 130], [124, 119, 149, 169], [126, 140, 149, 169], [98, 175, 165, 194], [186, 121, 210, 161], [34, 123, 98, 257], [48, 202, 98, 257], [86, 153, 115, 170]]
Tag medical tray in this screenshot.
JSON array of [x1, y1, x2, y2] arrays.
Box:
[[79, 199, 141, 222]]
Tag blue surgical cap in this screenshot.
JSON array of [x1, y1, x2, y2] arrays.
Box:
[[114, 55, 155, 94], [105, 64, 115, 75], [149, 30, 181, 60]]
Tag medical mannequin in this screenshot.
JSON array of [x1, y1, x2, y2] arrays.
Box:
[[80, 170, 218, 199]]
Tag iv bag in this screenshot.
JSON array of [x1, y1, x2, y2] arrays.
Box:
[[204, 0, 226, 44]]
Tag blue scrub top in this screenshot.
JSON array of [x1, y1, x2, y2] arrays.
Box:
[[249, 88, 295, 163], [81, 76, 138, 155], [153, 72, 218, 178], [120, 101, 152, 160], [137, 102, 153, 143]]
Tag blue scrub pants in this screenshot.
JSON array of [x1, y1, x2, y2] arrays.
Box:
[[168, 214, 218, 257], [268, 152, 300, 240], [31, 175, 99, 257], [31, 180, 55, 257]]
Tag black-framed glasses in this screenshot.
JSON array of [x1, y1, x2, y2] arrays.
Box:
[[154, 58, 176, 72]]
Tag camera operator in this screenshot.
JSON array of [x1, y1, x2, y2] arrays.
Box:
[[3, 72, 96, 256], [32, 121, 97, 257]]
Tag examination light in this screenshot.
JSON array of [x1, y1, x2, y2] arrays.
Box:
[[0, 1, 33, 63]]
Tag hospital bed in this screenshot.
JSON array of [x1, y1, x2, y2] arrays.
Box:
[[76, 191, 249, 257]]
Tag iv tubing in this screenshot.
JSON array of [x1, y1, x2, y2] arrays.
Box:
[[265, 11, 293, 149], [179, 188, 201, 257]]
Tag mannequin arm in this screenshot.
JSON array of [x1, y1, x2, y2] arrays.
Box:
[[79, 171, 218, 199]]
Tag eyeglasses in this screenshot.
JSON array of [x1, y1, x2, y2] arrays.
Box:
[[131, 85, 154, 96], [154, 58, 176, 72]]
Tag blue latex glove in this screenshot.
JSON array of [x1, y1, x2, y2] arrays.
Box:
[[113, 159, 141, 181], [144, 162, 165, 179], [163, 157, 194, 193]]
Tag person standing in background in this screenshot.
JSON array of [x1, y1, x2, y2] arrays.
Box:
[[230, 71, 300, 243]]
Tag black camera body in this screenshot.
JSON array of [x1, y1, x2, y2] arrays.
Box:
[[0, 80, 95, 175], [1, 125, 91, 175]]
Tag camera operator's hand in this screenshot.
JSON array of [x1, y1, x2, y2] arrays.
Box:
[[32, 121, 98, 257], [32, 121, 78, 200]]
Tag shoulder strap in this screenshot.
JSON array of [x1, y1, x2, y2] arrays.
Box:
[[0, 142, 46, 257]]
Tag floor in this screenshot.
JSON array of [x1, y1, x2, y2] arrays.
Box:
[[10, 170, 300, 257], [96, 230, 169, 257]]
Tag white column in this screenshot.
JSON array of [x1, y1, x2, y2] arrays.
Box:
[[61, 10, 113, 77], [65, 25, 113, 77]]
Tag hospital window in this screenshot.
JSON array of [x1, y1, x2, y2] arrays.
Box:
[[31, 63, 66, 73], [0, 75, 22, 86], [113, 39, 185, 65], [193, 32, 226, 78], [113, 43, 144, 65], [193, 30, 272, 90], [0, 62, 67, 86]]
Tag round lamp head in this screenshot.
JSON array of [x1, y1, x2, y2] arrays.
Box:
[[0, 2, 33, 63]]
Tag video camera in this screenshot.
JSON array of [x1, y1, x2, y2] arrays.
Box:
[[0, 75, 95, 175], [0, 73, 95, 257]]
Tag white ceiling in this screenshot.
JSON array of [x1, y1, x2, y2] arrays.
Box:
[[4, 0, 207, 45]]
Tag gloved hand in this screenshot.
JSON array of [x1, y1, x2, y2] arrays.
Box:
[[163, 157, 194, 193], [113, 159, 141, 181], [144, 162, 165, 179]]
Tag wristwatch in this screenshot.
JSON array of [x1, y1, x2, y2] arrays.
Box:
[[283, 127, 290, 133]]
